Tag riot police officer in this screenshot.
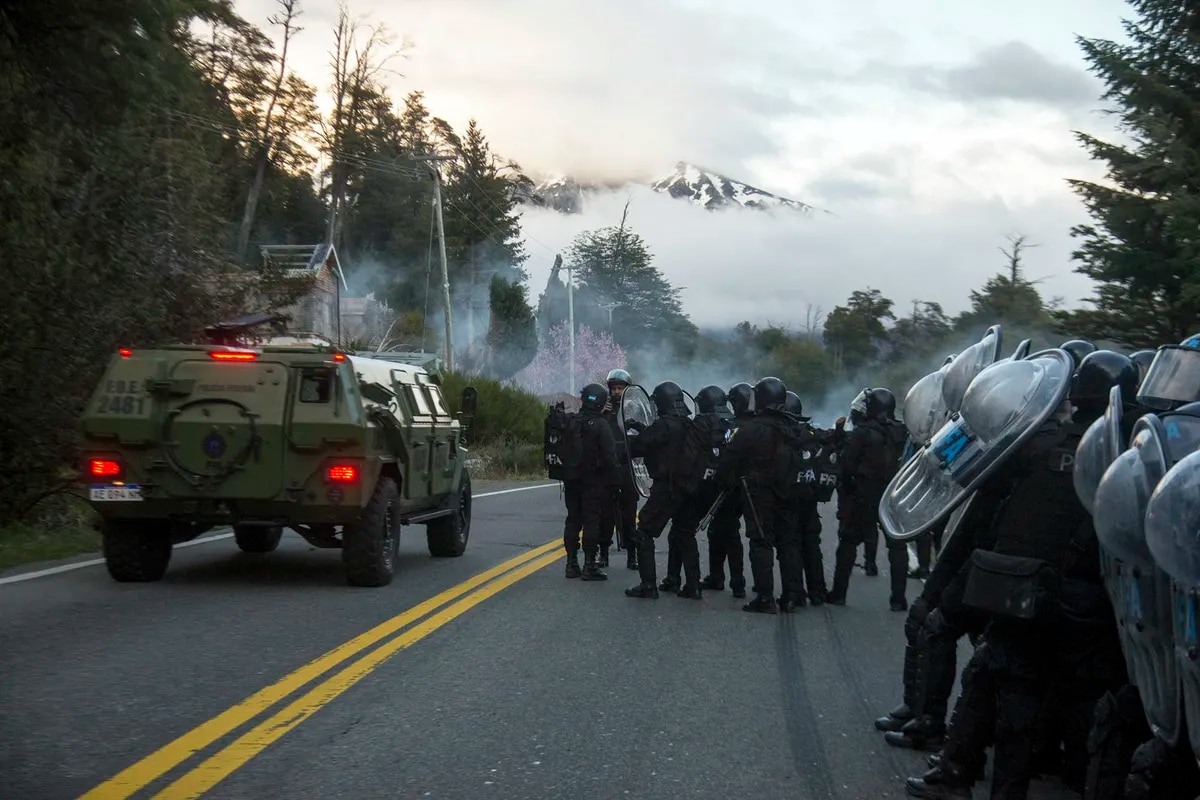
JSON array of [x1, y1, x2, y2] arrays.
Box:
[[573, 383, 621, 581], [603, 368, 640, 570], [829, 387, 909, 610], [624, 381, 694, 600], [947, 351, 1129, 798], [715, 377, 798, 614], [702, 382, 753, 598]]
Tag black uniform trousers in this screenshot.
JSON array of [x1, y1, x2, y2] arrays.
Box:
[[744, 486, 797, 601], [914, 567, 986, 725], [705, 488, 745, 590], [634, 481, 701, 587], [985, 587, 1126, 800], [602, 466, 639, 552], [561, 478, 611, 557], [938, 640, 997, 781], [794, 501, 827, 602], [832, 484, 907, 605]]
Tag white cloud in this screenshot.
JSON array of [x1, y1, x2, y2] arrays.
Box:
[[232, 0, 1140, 325]]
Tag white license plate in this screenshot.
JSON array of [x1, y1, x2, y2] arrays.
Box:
[[90, 485, 143, 502]]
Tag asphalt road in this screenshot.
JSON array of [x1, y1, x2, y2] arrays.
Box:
[[0, 480, 1078, 800]]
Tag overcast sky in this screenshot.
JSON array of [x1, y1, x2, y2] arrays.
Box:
[[235, 0, 1134, 328]]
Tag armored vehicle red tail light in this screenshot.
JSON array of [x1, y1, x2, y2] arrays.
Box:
[[326, 464, 358, 483], [90, 459, 121, 478], [209, 351, 257, 362]]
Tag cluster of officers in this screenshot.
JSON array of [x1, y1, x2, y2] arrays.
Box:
[[555, 367, 912, 614], [555, 330, 1200, 800], [872, 334, 1200, 800]]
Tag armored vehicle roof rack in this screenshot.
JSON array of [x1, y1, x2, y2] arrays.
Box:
[[203, 311, 292, 347]]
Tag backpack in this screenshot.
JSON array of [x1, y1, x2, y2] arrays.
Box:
[[675, 412, 731, 492], [806, 432, 841, 503], [773, 424, 834, 501], [544, 403, 583, 481]]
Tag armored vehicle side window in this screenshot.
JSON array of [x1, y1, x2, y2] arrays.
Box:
[[299, 371, 332, 403], [405, 384, 432, 417], [426, 386, 450, 417]]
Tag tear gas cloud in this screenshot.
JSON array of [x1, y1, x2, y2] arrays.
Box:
[[515, 184, 1097, 426]]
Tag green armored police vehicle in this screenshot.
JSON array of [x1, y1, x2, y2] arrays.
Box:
[[78, 313, 476, 588]]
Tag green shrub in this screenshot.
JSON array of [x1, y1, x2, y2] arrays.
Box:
[[471, 435, 546, 479], [440, 370, 546, 446]]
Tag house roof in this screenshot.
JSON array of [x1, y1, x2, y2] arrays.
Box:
[[259, 243, 349, 291]]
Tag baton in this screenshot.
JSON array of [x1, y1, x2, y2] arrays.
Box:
[[698, 490, 727, 532], [614, 493, 625, 551], [740, 477, 767, 538]]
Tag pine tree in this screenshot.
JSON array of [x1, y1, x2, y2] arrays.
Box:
[[443, 119, 530, 349], [565, 204, 697, 353], [1060, 1, 1200, 346], [484, 275, 538, 379], [823, 289, 896, 373]]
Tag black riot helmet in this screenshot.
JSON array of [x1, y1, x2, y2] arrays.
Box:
[[1129, 350, 1156, 385], [696, 384, 729, 414], [651, 380, 689, 417], [1070, 350, 1138, 418], [728, 382, 754, 417], [865, 387, 897, 420], [580, 383, 609, 415], [753, 376, 787, 413], [1059, 339, 1098, 367], [782, 391, 806, 420]]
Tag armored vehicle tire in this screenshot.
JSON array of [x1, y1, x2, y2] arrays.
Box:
[[102, 520, 172, 582], [234, 525, 283, 553], [427, 469, 471, 557], [342, 476, 401, 587]]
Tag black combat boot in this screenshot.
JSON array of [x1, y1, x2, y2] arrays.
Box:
[[677, 583, 703, 599], [565, 550, 581, 579], [729, 576, 746, 599], [597, 547, 610, 568], [904, 762, 974, 798], [885, 715, 945, 751], [701, 574, 725, 591], [778, 594, 805, 613], [626, 533, 658, 598], [581, 553, 608, 582], [875, 703, 915, 732], [743, 595, 778, 614], [659, 576, 681, 592], [864, 563, 879, 576]]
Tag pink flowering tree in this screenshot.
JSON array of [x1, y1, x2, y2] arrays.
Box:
[[514, 322, 626, 396]]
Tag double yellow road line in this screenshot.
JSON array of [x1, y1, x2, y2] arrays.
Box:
[[81, 539, 562, 799]]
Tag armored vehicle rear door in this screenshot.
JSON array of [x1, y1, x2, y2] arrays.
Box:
[[160, 354, 290, 498], [420, 378, 457, 498], [395, 371, 435, 501]]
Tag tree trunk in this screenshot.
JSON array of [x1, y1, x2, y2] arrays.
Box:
[[237, 140, 271, 262]]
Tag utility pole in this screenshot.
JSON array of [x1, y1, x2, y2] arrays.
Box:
[[600, 302, 620, 329], [567, 259, 575, 396], [415, 154, 457, 372]]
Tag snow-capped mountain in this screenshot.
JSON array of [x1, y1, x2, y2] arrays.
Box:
[[517, 161, 819, 215]]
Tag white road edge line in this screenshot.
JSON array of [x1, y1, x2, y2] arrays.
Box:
[[0, 482, 559, 587]]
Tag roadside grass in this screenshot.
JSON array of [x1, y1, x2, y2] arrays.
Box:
[[0, 494, 100, 571], [468, 435, 546, 482]]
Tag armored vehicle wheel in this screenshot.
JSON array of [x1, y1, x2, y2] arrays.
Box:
[[427, 469, 471, 557], [342, 476, 401, 587], [234, 525, 283, 553], [102, 520, 172, 582]]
